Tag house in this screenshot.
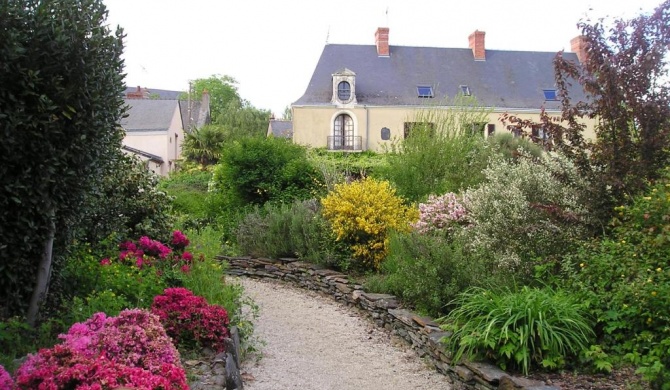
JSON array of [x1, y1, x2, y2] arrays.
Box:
[[292, 28, 594, 152], [267, 118, 293, 138], [120, 86, 210, 175]]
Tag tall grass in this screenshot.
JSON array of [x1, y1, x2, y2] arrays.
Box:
[[442, 286, 594, 374]]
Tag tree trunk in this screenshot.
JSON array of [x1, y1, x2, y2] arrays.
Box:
[[27, 209, 55, 327]]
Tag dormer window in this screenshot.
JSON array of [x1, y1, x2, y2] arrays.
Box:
[[543, 89, 558, 101], [417, 86, 434, 98], [338, 82, 351, 101], [332, 68, 357, 105]]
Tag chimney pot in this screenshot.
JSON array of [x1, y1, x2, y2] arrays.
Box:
[[375, 27, 390, 57], [570, 35, 588, 63], [468, 30, 486, 61]]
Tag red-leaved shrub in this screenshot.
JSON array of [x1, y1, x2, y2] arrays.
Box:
[[14, 309, 187, 390], [151, 287, 230, 353]]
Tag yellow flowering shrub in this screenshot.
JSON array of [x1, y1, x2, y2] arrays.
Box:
[[321, 178, 418, 269]]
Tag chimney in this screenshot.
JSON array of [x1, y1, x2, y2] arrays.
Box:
[[126, 85, 146, 99], [468, 30, 486, 61], [570, 35, 588, 63], [375, 27, 390, 57]]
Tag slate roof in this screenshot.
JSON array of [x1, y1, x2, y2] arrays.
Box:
[[179, 100, 210, 132], [121, 99, 178, 132], [123, 86, 183, 100], [121, 145, 164, 163], [294, 44, 585, 110], [268, 120, 293, 138]]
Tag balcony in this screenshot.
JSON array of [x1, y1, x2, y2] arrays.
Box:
[[327, 136, 362, 151]]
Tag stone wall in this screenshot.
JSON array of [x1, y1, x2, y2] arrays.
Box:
[[218, 256, 557, 390]]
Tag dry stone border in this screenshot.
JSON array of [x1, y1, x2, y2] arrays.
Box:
[[219, 255, 558, 390]]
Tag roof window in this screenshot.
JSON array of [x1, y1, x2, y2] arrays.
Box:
[[417, 86, 434, 98], [460, 85, 471, 96], [543, 89, 558, 101]]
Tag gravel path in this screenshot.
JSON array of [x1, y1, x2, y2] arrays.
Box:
[[238, 277, 452, 390]]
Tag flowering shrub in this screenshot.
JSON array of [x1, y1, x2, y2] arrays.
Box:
[[171, 230, 190, 250], [321, 178, 418, 269], [412, 192, 468, 235], [15, 309, 187, 390], [460, 152, 593, 274], [0, 365, 13, 390], [152, 287, 230, 353]]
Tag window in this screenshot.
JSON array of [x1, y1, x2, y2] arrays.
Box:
[[543, 89, 557, 101], [460, 85, 471, 96], [487, 124, 495, 136], [333, 114, 354, 148], [417, 86, 434, 98], [470, 122, 487, 135], [338, 81, 351, 101], [532, 125, 550, 143], [404, 122, 435, 138]]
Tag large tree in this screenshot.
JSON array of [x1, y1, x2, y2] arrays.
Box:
[[0, 0, 126, 323], [504, 1, 670, 200], [180, 75, 241, 123]]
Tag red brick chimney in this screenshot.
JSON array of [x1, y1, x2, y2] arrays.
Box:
[[375, 27, 390, 57], [468, 30, 486, 61], [126, 85, 147, 99], [570, 35, 588, 63]]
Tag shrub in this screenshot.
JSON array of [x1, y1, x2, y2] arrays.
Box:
[[374, 232, 493, 317], [460, 151, 594, 277], [0, 365, 12, 390], [442, 286, 595, 375], [159, 169, 213, 220], [562, 173, 670, 387], [412, 193, 468, 236], [15, 309, 187, 390], [151, 288, 230, 353], [236, 199, 346, 267], [487, 132, 543, 161], [379, 98, 493, 201], [321, 178, 418, 269], [213, 136, 321, 206]]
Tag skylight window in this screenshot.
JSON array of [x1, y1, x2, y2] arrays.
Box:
[[543, 89, 558, 101], [417, 86, 434, 98], [460, 85, 471, 96]]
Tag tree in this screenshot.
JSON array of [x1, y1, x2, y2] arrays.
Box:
[[282, 105, 292, 120], [180, 75, 241, 122], [217, 102, 271, 140], [0, 0, 125, 323], [504, 1, 670, 200], [182, 125, 227, 166]]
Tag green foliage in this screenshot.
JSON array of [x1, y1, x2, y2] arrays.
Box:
[[235, 199, 347, 267], [0, 0, 126, 317], [379, 97, 493, 201], [181, 125, 226, 166], [159, 169, 212, 220], [180, 74, 241, 122], [562, 172, 670, 387], [0, 317, 63, 372], [371, 232, 494, 317], [80, 153, 175, 244], [443, 286, 595, 375], [487, 133, 544, 161], [213, 137, 321, 206], [461, 152, 595, 278], [216, 103, 271, 140], [321, 178, 418, 269], [307, 149, 386, 192]]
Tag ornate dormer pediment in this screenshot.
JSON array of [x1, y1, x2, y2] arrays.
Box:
[[331, 68, 357, 106]]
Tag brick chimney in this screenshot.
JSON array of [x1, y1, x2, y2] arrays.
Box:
[[375, 27, 390, 57], [570, 35, 588, 63], [126, 85, 148, 99], [468, 30, 486, 61]]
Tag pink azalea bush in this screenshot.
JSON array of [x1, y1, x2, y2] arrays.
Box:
[[0, 365, 13, 390], [152, 288, 230, 353], [412, 193, 468, 234], [15, 309, 187, 390], [104, 231, 195, 277]]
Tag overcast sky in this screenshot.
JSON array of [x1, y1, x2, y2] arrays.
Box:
[[104, 0, 662, 116]]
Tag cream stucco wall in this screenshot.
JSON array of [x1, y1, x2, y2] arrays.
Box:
[[292, 105, 596, 152], [122, 105, 186, 176]]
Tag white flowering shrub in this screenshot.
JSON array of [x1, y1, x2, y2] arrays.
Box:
[[460, 151, 593, 275], [412, 193, 468, 235]]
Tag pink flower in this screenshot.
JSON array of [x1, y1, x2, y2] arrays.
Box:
[[180, 265, 191, 273], [170, 231, 190, 250], [0, 365, 13, 390], [181, 251, 193, 263], [100, 258, 111, 266]]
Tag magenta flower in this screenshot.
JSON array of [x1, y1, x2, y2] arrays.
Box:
[[170, 230, 190, 250], [0, 365, 13, 390], [181, 251, 193, 263], [100, 258, 111, 266]]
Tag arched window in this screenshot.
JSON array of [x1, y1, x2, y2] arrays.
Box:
[[333, 113, 354, 149], [337, 81, 351, 101]]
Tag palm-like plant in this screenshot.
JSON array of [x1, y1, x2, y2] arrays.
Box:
[[182, 125, 226, 166]]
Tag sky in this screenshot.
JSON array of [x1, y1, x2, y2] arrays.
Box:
[[104, 0, 663, 116]]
